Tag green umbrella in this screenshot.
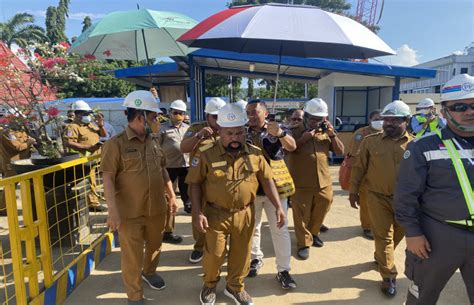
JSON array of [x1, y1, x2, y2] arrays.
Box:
[[69, 9, 198, 61]]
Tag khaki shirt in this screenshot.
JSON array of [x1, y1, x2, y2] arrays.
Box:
[[158, 121, 189, 168], [350, 131, 414, 196], [186, 142, 273, 210], [183, 121, 219, 162], [348, 126, 382, 156], [100, 127, 168, 219], [0, 129, 31, 174], [63, 122, 101, 156], [287, 125, 333, 189]]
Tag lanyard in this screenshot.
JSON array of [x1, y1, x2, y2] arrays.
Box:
[[435, 130, 474, 223], [416, 118, 438, 138]]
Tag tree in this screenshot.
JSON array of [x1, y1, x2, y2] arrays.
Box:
[[82, 16, 92, 33], [46, 0, 70, 43], [205, 74, 242, 102], [0, 13, 48, 48]]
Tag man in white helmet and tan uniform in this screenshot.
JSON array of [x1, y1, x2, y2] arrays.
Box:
[[410, 98, 446, 137], [64, 100, 107, 211], [180, 97, 226, 264], [287, 98, 344, 260], [350, 100, 414, 297], [186, 103, 285, 305], [395, 74, 474, 305], [101, 90, 178, 305]]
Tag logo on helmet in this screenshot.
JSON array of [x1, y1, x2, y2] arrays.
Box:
[[461, 82, 474, 92], [227, 113, 236, 121], [134, 99, 143, 107]]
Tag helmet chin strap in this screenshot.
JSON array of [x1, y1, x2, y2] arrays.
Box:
[[444, 109, 474, 132]]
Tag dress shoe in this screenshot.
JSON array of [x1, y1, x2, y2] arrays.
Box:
[[312, 235, 324, 247], [184, 201, 192, 214], [163, 232, 183, 244], [320, 224, 329, 232], [363, 229, 374, 240], [297, 247, 309, 260], [381, 278, 397, 297]]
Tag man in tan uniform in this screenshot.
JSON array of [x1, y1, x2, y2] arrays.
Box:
[[0, 122, 35, 214], [101, 90, 177, 305], [63, 100, 106, 211], [187, 103, 285, 305], [346, 109, 382, 240], [349, 100, 414, 297], [180, 97, 226, 264], [287, 98, 344, 260]]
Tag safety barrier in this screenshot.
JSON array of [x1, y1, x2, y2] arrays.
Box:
[[0, 155, 117, 305]]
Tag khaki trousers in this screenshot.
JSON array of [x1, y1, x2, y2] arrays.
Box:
[[367, 191, 404, 279], [87, 166, 100, 207], [118, 214, 166, 301], [359, 184, 372, 230], [291, 186, 333, 249], [192, 221, 206, 251], [202, 204, 255, 292]]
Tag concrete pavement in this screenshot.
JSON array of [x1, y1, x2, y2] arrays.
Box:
[[64, 167, 469, 305]]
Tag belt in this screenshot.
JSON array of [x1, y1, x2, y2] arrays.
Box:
[[207, 202, 252, 213], [446, 222, 474, 232]]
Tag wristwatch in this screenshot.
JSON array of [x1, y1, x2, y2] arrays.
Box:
[[277, 131, 287, 138]]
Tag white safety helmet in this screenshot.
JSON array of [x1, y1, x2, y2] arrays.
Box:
[[303, 98, 328, 117], [381, 100, 411, 117], [123, 90, 161, 113], [235, 99, 248, 110], [216, 103, 249, 128], [204, 97, 226, 114], [416, 98, 435, 109], [71, 100, 92, 112], [170, 99, 187, 112], [440, 74, 474, 102]]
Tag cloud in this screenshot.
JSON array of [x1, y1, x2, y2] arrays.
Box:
[[452, 50, 464, 55], [377, 44, 420, 67], [23, 9, 105, 21]]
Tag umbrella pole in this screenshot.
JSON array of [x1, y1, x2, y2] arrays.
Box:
[[271, 54, 281, 114], [141, 28, 154, 87]]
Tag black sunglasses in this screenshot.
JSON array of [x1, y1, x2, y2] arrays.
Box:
[[446, 103, 474, 112]]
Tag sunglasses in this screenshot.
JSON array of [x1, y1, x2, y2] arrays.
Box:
[[291, 118, 303, 122], [446, 103, 474, 112]]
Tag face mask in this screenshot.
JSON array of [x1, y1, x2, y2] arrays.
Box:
[[81, 115, 92, 124], [172, 113, 184, 122], [370, 120, 383, 130]]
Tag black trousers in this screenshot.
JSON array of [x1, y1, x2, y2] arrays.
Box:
[[166, 167, 189, 203]]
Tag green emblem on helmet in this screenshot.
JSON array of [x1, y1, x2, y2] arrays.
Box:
[[134, 99, 142, 107]]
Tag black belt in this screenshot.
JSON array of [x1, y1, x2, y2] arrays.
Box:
[[207, 202, 252, 213]]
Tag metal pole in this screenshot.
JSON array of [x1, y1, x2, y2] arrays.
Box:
[[141, 28, 154, 87]]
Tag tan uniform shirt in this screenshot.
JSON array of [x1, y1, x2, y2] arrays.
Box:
[[183, 121, 219, 162], [287, 125, 333, 189], [63, 122, 101, 156], [0, 129, 31, 174], [158, 121, 189, 168], [350, 131, 415, 196], [186, 142, 273, 210], [100, 127, 168, 219], [348, 126, 382, 156]]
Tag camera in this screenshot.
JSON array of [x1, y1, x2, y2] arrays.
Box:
[[318, 121, 329, 132]]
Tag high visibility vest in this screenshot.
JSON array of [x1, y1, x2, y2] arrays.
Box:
[[435, 130, 474, 226], [415, 115, 439, 138]]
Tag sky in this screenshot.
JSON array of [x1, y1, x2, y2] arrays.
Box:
[[0, 0, 473, 66]]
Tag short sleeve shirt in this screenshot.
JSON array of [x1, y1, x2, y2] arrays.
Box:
[[158, 121, 190, 168], [64, 122, 101, 156], [186, 142, 273, 210], [100, 127, 168, 219]]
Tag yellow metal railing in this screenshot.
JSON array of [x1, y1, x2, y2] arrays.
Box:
[[0, 155, 110, 305]]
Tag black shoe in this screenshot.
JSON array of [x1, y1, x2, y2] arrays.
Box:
[[189, 250, 203, 263], [363, 229, 374, 240], [184, 201, 192, 214], [224, 286, 253, 305], [320, 224, 329, 232], [381, 278, 397, 297], [163, 232, 183, 244], [200, 285, 216, 305], [312, 235, 324, 247], [141, 273, 166, 290], [276, 270, 297, 289], [297, 247, 309, 260], [247, 258, 263, 277], [88, 205, 107, 212]]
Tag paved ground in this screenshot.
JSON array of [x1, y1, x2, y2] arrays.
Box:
[[64, 167, 470, 305]]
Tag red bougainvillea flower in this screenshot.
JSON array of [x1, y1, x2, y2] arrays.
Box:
[[34, 52, 44, 62], [55, 57, 68, 65], [59, 41, 71, 49], [43, 58, 56, 70], [84, 54, 96, 61], [103, 50, 112, 57], [46, 107, 60, 117]]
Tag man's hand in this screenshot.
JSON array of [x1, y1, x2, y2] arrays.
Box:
[[193, 213, 209, 233], [325, 120, 336, 137], [95, 114, 104, 127], [349, 193, 360, 209], [406, 235, 431, 259], [302, 129, 315, 140], [267, 121, 281, 137], [197, 127, 214, 139], [107, 209, 121, 231], [87, 143, 101, 153], [275, 207, 286, 229], [168, 196, 178, 215]]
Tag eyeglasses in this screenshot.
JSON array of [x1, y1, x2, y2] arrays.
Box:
[[446, 103, 474, 112], [291, 118, 303, 122]]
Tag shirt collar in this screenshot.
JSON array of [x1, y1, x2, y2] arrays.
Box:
[[125, 126, 150, 142], [382, 130, 411, 141], [217, 141, 250, 156]]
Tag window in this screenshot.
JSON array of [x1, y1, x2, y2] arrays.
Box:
[[453, 68, 456, 75], [435, 85, 441, 93], [461, 67, 468, 74]]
